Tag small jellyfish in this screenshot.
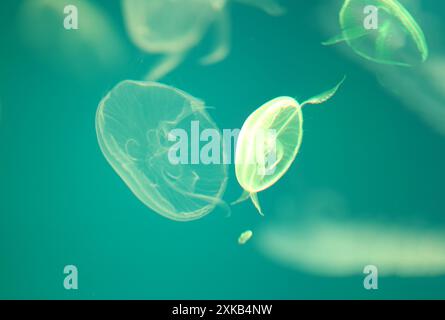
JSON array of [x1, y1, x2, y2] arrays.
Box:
[[238, 230, 253, 245], [323, 0, 428, 66], [122, 0, 285, 80], [96, 81, 228, 221], [234, 78, 345, 215]]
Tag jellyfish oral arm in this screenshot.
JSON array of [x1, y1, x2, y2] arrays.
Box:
[[250, 192, 264, 216], [145, 53, 186, 81], [301, 77, 346, 107], [200, 9, 230, 65], [322, 27, 370, 46]]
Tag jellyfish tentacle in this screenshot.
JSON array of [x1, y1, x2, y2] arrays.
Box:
[[145, 53, 185, 81], [235, 0, 286, 16], [232, 190, 264, 216], [231, 190, 251, 205], [250, 193, 264, 216], [301, 76, 345, 107], [322, 27, 369, 46], [200, 9, 230, 65]]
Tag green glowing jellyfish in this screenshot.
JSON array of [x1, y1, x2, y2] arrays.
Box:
[[96, 80, 227, 221], [323, 0, 428, 66], [238, 230, 253, 245], [234, 78, 345, 215], [122, 0, 285, 80]]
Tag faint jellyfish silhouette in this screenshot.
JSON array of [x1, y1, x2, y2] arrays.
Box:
[[323, 0, 428, 66], [375, 55, 445, 136], [257, 218, 445, 277], [122, 0, 286, 80], [319, 1, 445, 136], [233, 78, 344, 215], [17, 0, 128, 79], [96, 81, 228, 221]]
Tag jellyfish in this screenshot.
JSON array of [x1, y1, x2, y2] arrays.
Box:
[[96, 80, 228, 221], [238, 230, 253, 245], [323, 0, 428, 66], [122, 0, 286, 80], [257, 218, 445, 277], [17, 0, 128, 79], [233, 78, 345, 215]]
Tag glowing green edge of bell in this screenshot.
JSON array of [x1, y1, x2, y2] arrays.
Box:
[[339, 0, 428, 66]]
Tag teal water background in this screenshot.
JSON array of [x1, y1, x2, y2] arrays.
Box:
[[1, 0, 445, 299]]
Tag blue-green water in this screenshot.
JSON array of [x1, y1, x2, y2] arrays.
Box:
[[1, 0, 445, 299]]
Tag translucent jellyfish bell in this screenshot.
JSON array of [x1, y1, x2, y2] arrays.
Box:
[[122, 0, 286, 80], [123, 0, 222, 55], [323, 0, 428, 66], [234, 78, 345, 215], [96, 81, 228, 221]]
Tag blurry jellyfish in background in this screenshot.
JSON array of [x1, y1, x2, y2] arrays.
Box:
[[323, 0, 428, 66], [17, 0, 128, 79], [319, 1, 445, 136], [375, 56, 445, 136], [257, 218, 445, 277], [122, 0, 286, 80], [255, 192, 445, 277], [233, 78, 344, 215], [96, 81, 228, 221]]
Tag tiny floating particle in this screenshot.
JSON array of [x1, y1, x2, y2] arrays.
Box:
[[238, 230, 253, 245]]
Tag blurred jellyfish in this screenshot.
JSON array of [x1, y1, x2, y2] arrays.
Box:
[[319, 1, 445, 136], [375, 55, 445, 136], [233, 78, 344, 215], [122, 0, 286, 80], [323, 0, 428, 66], [96, 81, 228, 221], [257, 218, 445, 277], [17, 0, 128, 79]]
